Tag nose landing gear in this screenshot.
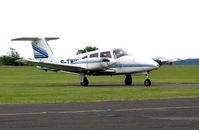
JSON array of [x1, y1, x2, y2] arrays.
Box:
[[144, 79, 151, 86], [144, 73, 151, 86]]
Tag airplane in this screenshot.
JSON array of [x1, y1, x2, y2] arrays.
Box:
[[12, 36, 165, 87]]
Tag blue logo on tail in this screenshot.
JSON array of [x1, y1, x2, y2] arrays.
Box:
[[32, 44, 48, 58]]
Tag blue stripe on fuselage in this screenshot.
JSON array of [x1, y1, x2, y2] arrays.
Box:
[[72, 59, 155, 68], [112, 64, 155, 68], [72, 59, 102, 64]]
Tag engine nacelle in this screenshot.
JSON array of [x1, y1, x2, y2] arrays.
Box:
[[87, 58, 116, 70]]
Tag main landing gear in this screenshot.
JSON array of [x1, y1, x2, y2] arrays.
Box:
[[81, 77, 88, 86], [79, 73, 89, 86], [125, 74, 132, 85], [125, 73, 152, 87]]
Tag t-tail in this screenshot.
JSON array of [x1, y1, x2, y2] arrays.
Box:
[[11, 37, 59, 61]]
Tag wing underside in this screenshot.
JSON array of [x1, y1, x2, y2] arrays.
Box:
[[18, 59, 86, 73]]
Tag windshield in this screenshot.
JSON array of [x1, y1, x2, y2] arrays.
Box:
[[113, 49, 128, 59]]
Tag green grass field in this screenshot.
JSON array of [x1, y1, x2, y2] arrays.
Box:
[[0, 66, 199, 104]]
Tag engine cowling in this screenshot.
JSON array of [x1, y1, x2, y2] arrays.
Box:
[[87, 58, 116, 70], [100, 58, 117, 69]]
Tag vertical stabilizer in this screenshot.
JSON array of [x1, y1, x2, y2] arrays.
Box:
[[11, 37, 59, 61]]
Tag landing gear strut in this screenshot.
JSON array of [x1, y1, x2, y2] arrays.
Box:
[[144, 73, 151, 86], [79, 73, 89, 86], [125, 74, 132, 85]]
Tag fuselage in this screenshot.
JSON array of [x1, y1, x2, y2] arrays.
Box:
[[56, 48, 159, 75]]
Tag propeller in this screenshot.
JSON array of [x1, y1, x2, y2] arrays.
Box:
[[153, 57, 181, 66]]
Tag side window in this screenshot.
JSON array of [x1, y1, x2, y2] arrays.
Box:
[[90, 53, 98, 58], [82, 56, 88, 59], [100, 51, 112, 58]]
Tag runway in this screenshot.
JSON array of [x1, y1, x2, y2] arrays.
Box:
[[0, 98, 199, 130]]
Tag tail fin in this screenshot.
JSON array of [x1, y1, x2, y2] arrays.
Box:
[[11, 37, 59, 61]]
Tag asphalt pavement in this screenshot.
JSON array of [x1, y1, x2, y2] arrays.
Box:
[[0, 97, 199, 130]]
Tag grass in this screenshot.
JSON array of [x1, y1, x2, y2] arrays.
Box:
[[0, 66, 199, 104]]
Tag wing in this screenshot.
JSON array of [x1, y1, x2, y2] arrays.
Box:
[[17, 59, 86, 73]]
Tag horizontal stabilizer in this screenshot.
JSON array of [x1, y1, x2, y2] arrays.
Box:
[[11, 37, 59, 41]]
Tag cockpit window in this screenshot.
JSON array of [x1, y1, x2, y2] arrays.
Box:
[[100, 51, 112, 58], [90, 53, 98, 58], [113, 49, 128, 59]]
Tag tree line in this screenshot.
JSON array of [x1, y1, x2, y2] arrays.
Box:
[[0, 48, 24, 66]]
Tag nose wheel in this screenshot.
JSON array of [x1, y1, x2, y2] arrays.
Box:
[[144, 79, 151, 86], [144, 73, 151, 86]]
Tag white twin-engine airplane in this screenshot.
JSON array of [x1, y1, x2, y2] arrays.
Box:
[[12, 37, 161, 87]]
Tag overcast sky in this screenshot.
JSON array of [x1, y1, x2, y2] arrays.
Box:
[[0, 0, 199, 59]]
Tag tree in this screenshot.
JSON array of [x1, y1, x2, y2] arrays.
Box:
[[76, 46, 98, 55], [0, 48, 24, 66], [9, 47, 20, 59]]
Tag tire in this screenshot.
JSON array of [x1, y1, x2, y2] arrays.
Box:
[[81, 77, 89, 86], [125, 75, 132, 85], [144, 79, 151, 86]]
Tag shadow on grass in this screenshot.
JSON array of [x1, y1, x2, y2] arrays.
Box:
[[64, 83, 149, 87], [64, 83, 199, 88]]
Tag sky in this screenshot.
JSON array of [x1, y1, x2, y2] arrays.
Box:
[[0, 0, 199, 59]]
